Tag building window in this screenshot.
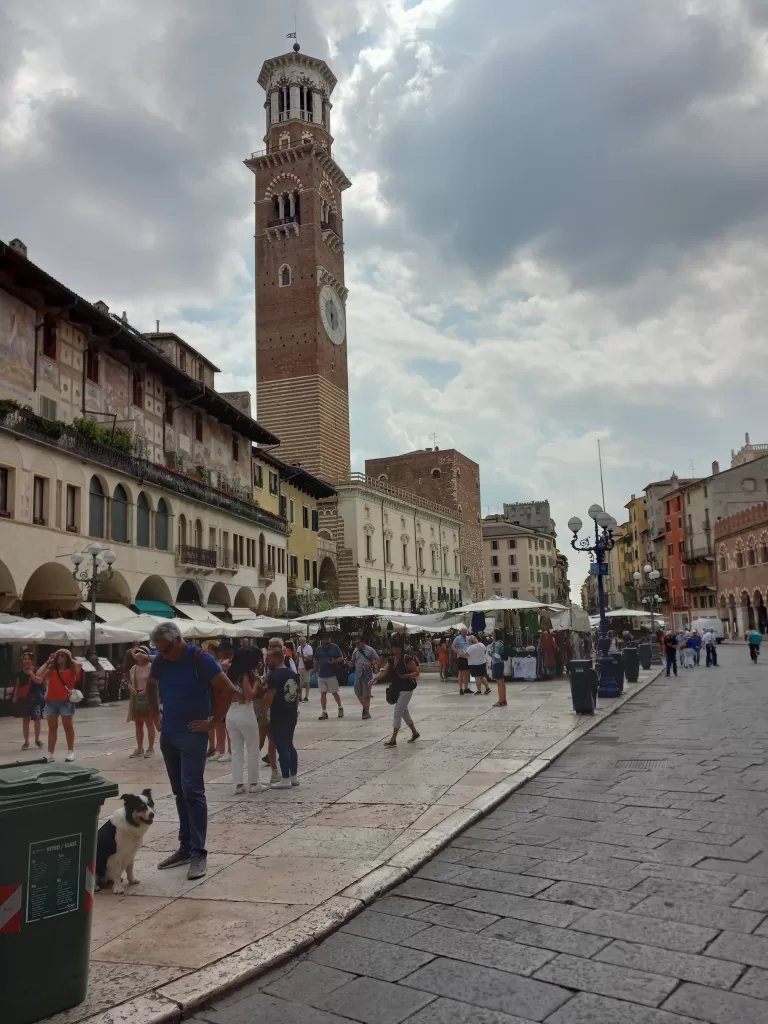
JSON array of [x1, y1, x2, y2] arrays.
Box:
[[195, 413, 203, 442], [164, 393, 174, 425], [136, 492, 150, 547], [668, 543, 674, 555], [269, 471, 279, 495], [279, 494, 287, 518], [312, 560, 318, 588], [196, 361, 204, 382], [311, 508, 319, 531], [32, 476, 46, 525], [491, 540, 499, 550], [40, 396, 57, 421], [431, 548, 437, 572], [678, 517, 683, 528], [253, 463, 263, 488], [232, 435, 239, 462], [508, 539, 516, 549], [509, 554, 516, 566], [132, 373, 144, 408], [679, 540, 685, 553], [155, 498, 169, 550], [385, 538, 392, 564], [491, 555, 498, 566], [670, 566, 675, 580], [402, 542, 409, 567], [290, 554, 298, 578], [85, 346, 99, 384], [365, 534, 372, 560], [304, 557, 310, 582], [42, 314, 57, 359], [665, 521, 672, 533], [512, 589, 519, 599], [454, 554, 459, 574], [279, 264, 291, 287], [510, 571, 519, 582], [431, 468, 441, 479], [111, 484, 129, 543], [89, 476, 105, 538], [65, 484, 78, 531], [178, 349, 187, 373], [492, 572, 501, 583], [289, 498, 295, 523], [302, 504, 309, 528]]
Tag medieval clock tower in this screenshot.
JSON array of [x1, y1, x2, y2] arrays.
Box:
[[246, 44, 351, 484]]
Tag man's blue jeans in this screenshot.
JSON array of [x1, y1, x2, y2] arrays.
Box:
[[160, 732, 208, 857], [706, 643, 718, 667], [665, 650, 678, 676], [270, 714, 298, 778]]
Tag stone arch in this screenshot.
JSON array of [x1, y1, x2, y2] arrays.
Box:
[[257, 592, 268, 612], [755, 590, 768, 633], [718, 544, 728, 573], [193, 518, 203, 549], [0, 558, 18, 612], [267, 592, 278, 613], [110, 483, 129, 544], [135, 575, 173, 605], [207, 581, 231, 608], [279, 264, 292, 287], [264, 171, 303, 199], [155, 498, 170, 551], [727, 592, 738, 636], [89, 474, 107, 538], [319, 177, 338, 213], [22, 562, 82, 613], [177, 578, 203, 604], [759, 532, 768, 564], [178, 513, 187, 548], [741, 590, 754, 631], [97, 569, 132, 606], [735, 543, 745, 569], [318, 556, 338, 598], [234, 586, 256, 609], [747, 535, 757, 567], [279, 596, 286, 613]]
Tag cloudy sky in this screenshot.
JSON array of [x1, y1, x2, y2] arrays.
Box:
[[2, 0, 767, 594]]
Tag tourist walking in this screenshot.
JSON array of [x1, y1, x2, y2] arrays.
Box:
[[437, 639, 448, 680], [682, 634, 695, 669], [748, 628, 762, 663], [452, 627, 471, 695], [351, 636, 378, 719], [466, 635, 491, 695], [147, 621, 237, 880], [489, 629, 507, 707], [296, 635, 314, 702], [261, 647, 300, 789], [315, 635, 345, 719], [12, 652, 45, 750], [702, 628, 718, 667], [664, 631, 679, 677], [373, 640, 420, 746], [225, 646, 266, 795], [127, 645, 158, 758], [40, 649, 82, 762]]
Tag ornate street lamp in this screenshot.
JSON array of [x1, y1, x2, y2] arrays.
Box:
[[569, 505, 619, 697], [299, 581, 321, 615], [70, 543, 116, 707], [633, 564, 662, 664]]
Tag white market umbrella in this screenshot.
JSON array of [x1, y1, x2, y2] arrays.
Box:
[[0, 620, 47, 642], [38, 618, 149, 644], [446, 596, 560, 615], [604, 608, 654, 619], [295, 605, 382, 622], [113, 613, 201, 641]]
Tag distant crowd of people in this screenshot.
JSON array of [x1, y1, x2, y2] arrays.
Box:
[[661, 628, 718, 676]]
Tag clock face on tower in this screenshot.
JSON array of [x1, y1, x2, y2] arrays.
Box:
[[319, 284, 346, 346]]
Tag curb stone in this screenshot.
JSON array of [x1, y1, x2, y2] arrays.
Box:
[[74, 665, 666, 1024]]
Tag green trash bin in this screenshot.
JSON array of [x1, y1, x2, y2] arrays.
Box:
[[0, 760, 118, 1024]]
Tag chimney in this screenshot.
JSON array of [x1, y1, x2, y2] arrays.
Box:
[[9, 238, 27, 258], [121, 311, 128, 323], [93, 300, 109, 315], [746, 432, 751, 445], [712, 461, 720, 475]]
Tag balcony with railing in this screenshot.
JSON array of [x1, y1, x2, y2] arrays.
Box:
[[176, 545, 217, 569], [683, 543, 714, 564], [0, 403, 288, 535], [267, 214, 300, 228], [260, 564, 276, 584]]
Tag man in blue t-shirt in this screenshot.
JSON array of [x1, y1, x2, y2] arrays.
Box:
[[147, 621, 237, 880], [314, 635, 345, 721]]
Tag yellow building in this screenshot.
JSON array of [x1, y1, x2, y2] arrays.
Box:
[[252, 450, 338, 610], [625, 493, 649, 581]]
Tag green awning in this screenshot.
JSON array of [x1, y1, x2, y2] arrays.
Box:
[[134, 600, 175, 618]]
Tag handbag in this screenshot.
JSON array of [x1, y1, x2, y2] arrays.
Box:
[[68, 688, 84, 705], [385, 684, 398, 705]]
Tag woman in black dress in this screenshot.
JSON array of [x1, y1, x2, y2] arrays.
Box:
[[12, 652, 46, 750]]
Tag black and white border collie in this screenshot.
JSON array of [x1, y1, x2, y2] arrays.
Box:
[[96, 789, 155, 894]]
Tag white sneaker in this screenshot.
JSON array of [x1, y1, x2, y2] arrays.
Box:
[[218, 753, 232, 763], [46, 754, 55, 763], [65, 751, 75, 762], [290, 775, 300, 787], [208, 753, 221, 762], [270, 768, 281, 784], [129, 748, 144, 758], [270, 778, 291, 789], [144, 748, 155, 758], [234, 784, 246, 795], [249, 783, 267, 794]]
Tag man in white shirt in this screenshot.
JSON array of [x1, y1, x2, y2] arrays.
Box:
[[296, 635, 314, 703], [702, 630, 718, 667]]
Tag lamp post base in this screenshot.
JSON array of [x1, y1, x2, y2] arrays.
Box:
[[597, 655, 621, 699], [84, 649, 102, 707]]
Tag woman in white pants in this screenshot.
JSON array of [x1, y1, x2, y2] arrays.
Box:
[[226, 647, 267, 795]]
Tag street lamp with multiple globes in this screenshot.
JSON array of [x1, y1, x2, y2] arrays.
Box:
[[70, 542, 116, 707], [569, 504, 619, 698], [633, 564, 662, 664], [299, 582, 321, 614]]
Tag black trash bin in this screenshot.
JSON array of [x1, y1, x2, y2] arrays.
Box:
[[637, 642, 651, 671], [1, 761, 118, 1024], [610, 652, 625, 694], [623, 645, 640, 683], [568, 659, 597, 715]]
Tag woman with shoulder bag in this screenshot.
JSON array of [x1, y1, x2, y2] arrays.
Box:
[[12, 652, 46, 750], [127, 645, 157, 758], [372, 638, 420, 747], [39, 649, 83, 762]]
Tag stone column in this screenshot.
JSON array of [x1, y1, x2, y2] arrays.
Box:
[[277, 194, 285, 219], [289, 84, 300, 119], [288, 192, 296, 218]]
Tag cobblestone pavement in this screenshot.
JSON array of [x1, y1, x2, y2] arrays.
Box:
[[1, 664, 660, 1024], [192, 644, 768, 1024]]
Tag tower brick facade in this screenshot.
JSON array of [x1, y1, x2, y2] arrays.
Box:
[[246, 48, 351, 484], [364, 448, 484, 600]]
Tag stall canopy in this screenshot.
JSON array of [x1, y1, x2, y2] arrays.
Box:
[[174, 604, 226, 626], [295, 605, 381, 622], [445, 596, 560, 616], [83, 603, 139, 624], [548, 604, 592, 632], [134, 600, 175, 618], [0, 620, 47, 642], [228, 608, 259, 622]]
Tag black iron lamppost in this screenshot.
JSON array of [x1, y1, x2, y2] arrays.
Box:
[[569, 504, 619, 698], [633, 565, 662, 664], [70, 542, 116, 707]]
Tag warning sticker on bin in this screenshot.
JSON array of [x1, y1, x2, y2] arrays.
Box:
[[26, 833, 81, 923], [0, 884, 22, 933]]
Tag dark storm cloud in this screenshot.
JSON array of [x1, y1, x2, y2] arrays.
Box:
[[368, 0, 768, 292]]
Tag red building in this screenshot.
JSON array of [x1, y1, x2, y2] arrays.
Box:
[[662, 485, 690, 629]]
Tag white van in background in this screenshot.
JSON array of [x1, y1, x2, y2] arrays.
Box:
[[691, 618, 726, 642]]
